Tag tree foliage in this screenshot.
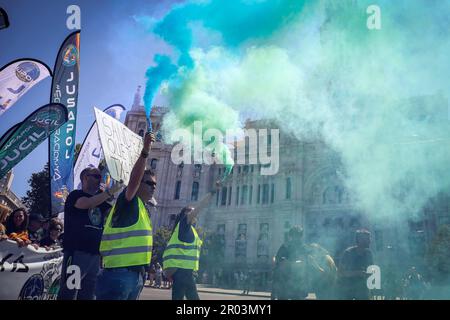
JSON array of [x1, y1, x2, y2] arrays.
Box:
[[152, 226, 173, 264], [21, 163, 50, 218], [200, 231, 225, 272]]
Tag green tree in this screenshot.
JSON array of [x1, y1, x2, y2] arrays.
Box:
[[152, 226, 173, 264], [200, 231, 225, 275], [74, 143, 82, 163], [22, 163, 50, 218]]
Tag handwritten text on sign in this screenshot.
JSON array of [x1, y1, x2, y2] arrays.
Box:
[[94, 108, 142, 185]]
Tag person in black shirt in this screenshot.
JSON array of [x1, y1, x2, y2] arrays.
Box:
[[57, 167, 123, 300], [167, 180, 220, 300], [272, 226, 309, 299], [338, 229, 374, 300]]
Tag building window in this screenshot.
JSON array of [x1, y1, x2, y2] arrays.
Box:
[[194, 164, 202, 178], [262, 184, 269, 204], [221, 187, 227, 206], [251, 165, 254, 173], [177, 162, 183, 178], [286, 177, 291, 200], [216, 191, 220, 207], [218, 168, 222, 176], [236, 186, 240, 206], [243, 165, 249, 173], [257, 185, 261, 204], [249, 185, 253, 205], [268, 134, 272, 155], [174, 181, 181, 200], [191, 181, 199, 201], [238, 166, 241, 174], [138, 129, 144, 137], [228, 186, 232, 206], [150, 158, 158, 170], [271, 183, 275, 203], [241, 185, 248, 205]]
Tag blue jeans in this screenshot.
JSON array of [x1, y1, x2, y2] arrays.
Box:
[[96, 267, 144, 300], [57, 251, 100, 300]]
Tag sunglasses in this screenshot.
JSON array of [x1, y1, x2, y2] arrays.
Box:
[[87, 174, 102, 180], [142, 180, 156, 187]]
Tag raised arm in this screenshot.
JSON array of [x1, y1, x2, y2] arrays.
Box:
[[75, 181, 123, 210], [125, 132, 155, 201], [186, 180, 221, 223]]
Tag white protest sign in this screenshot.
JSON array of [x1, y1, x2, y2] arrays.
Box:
[[94, 107, 143, 185], [0, 240, 63, 300]]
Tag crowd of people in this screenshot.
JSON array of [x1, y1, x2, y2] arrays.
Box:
[[145, 262, 172, 289], [269, 226, 438, 300], [1, 129, 439, 300], [0, 204, 63, 250]]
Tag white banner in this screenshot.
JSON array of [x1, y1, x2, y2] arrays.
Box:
[[0, 240, 63, 300], [94, 107, 143, 185], [74, 104, 125, 189], [0, 59, 51, 116]]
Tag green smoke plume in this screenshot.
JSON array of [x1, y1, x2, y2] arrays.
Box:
[[144, 0, 450, 221]]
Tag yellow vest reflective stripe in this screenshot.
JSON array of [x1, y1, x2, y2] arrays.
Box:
[[162, 223, 202, 271], [100, 197, 153, 268]]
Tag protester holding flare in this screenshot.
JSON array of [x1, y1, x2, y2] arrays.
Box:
[[163, 180, 221, 300], [96, 132, 157, 300]]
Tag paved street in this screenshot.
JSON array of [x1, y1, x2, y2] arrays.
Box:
[[139, 285, 271, 300]]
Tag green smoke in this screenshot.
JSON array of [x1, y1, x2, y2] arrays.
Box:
[[151, 0, 450, 221]]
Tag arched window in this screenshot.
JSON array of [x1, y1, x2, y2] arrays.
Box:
[[220, 187, 227, 206], [271, 183, 275, 203], [191, 181, 199, 201], [151, 158, 158, 170], [241, 185, 248, 205]]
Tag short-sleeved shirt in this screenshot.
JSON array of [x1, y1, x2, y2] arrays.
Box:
[[109, 188, 155, 227], [339, 246, 373, 273], [63, 190, 111, 254], [338, 246, 374, 298], [107, 189, 154, 272]]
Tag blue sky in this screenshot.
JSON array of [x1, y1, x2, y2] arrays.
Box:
[[0, 0, 182, 197]]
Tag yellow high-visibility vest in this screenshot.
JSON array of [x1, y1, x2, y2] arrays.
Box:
[[163, 223, 202, 271], [100, 197, 152, 268]]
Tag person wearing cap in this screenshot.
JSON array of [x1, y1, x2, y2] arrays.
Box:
[[28, 213, 47, 244]]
